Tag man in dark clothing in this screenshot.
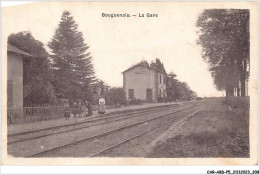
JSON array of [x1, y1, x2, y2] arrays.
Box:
[[85, 100, 92, 116], [72, 101, 77, 117], [64, 104, 71, 120]]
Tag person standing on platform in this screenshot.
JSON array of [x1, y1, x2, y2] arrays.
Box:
[[85, 100, 92, 116], [98, 97, 106, 114], [64, 103, 71, 120], [72, 101, 77, 117]]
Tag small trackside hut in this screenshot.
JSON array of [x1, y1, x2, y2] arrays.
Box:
[[122, 59, 167, 103]]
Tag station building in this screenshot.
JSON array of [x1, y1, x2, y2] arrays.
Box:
[[122, 60, 167, 103], [7, 44, 32, 107]]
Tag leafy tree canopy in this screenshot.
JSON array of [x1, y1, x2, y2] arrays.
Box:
[[166, 72, 197, 101], [8, 31, 56, 105], [197, 9, 249, 96]]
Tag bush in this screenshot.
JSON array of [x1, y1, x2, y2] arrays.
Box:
[[129, 99, 143, 105], [157, 97, 166, 103], [223, 97, 249, 110]]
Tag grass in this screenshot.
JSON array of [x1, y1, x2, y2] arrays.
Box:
[[148, 97, 249, 158]]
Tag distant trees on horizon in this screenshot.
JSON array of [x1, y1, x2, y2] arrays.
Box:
[[166, 72, 198, 101]]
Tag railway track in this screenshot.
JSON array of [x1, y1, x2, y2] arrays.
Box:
[[8, 103, 182, 145], [25, 103, 206, 157], [90, 105, 207, 157]]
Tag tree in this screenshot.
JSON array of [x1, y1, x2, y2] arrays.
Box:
[[48, 11, 96, 101], [166, 72, 196, 101], [94, 79, 109, 96], [8, 31, 56, 105], [105, 88, 126, 105], [91, 79, 110, 104], [188, 90, 198, 101], [197, 9, 249, 96], [211, 64, 240, 96], [166, 72, 178, 101]]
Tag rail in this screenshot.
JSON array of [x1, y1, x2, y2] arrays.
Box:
[[26, 104, 205, 157]]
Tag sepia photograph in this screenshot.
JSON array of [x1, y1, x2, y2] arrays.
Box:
[[1, 1, 258, 166]]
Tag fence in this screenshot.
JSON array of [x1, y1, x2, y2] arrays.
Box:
[[7, 104, 123, 124], [7, 106, 66, 124]]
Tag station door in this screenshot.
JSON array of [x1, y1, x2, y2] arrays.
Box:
[[146, 89, 153, 102]]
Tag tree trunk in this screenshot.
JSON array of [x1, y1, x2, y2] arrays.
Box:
[[229, 88, 234, 96], [237, 86, 241, 96], [225, 89, 228, 97], [241, 78, 245, 96], [226, 88, 234, 97], [240, 60, 247, 97], [240, 71, 246, 97]]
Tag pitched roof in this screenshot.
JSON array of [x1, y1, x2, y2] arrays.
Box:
[[122, 62, 150, 74], [7, 44, 32, 57], [122, 61, 167, 75]]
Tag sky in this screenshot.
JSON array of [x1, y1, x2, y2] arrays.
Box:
[[2, 1, 227, 97]]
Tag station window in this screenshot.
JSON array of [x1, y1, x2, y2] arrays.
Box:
[[159, 75, 161, 84]]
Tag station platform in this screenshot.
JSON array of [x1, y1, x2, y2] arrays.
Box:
[[8, 102, 180, 135]]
